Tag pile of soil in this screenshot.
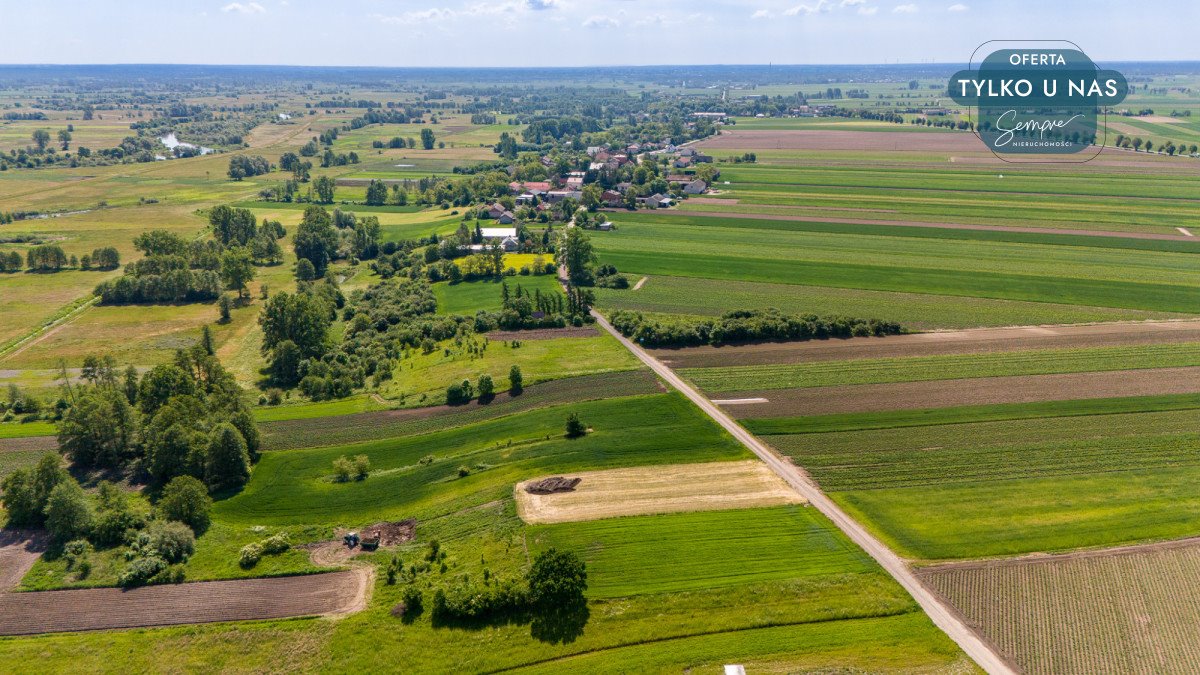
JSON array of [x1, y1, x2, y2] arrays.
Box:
[[525, 477, 582, 494], [358, 519, 417, 547]]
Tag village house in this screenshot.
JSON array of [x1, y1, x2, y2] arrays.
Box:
[[673, 156, 693, 168], [683, 179, 708, 195], [481, 202, 507, 219], [497, 211, 515, 224], [509, 180, 551, 195], [601, 189, 623, 206]]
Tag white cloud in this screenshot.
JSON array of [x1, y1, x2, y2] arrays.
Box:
[[374, 2, 546, 25], [892, 3, 918, 12], [784, 0, 831, 16], [222, 2, 265, 14], [582, 15, 620, 28], [751, 9, 772, 19], [947, 2, 968, 10], [858, 5, 878, 14], [840, 0, 865, 6]]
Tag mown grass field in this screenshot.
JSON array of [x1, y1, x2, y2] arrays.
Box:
[[434, 273, 562, 315], [529, 505, 873, 597], [378, 331, 638, 404]]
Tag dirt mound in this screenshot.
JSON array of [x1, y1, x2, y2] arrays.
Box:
[[359, 519, 416, 547], [525, 476, 582, 494]]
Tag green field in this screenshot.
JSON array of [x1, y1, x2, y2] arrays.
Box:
[[378, 331, 638, 404], [683, 342, 1200, 392], [434, 274, 563, 315], [529, 505, 874, 597], [758, 399, 1200, 560]]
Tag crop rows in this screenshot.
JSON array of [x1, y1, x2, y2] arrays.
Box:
[[684, 342, 1200, 393], [769, 407, 1200, 491], [920, 543, 1200, 674]]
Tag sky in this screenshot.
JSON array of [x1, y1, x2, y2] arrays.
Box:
[[1, 0, 1196, 67]]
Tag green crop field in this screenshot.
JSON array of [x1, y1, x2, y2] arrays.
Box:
[[683, 342, 1200, 392], [756, 399, 1200, 560], [529, 505, 874, 597]]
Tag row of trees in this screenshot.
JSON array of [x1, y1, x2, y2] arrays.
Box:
[[609, 308, 903, 348], [0, 245, 120, 273]]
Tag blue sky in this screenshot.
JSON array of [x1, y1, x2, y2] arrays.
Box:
[[1, 0, 1196, 67]]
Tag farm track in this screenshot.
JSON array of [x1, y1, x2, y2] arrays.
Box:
[[588, 310, 1017, 674], [662, 209, 1200, 242], [720, 365, 1200, 418], [653, 320, 1200, 368], [918, 538, 1200, 674]]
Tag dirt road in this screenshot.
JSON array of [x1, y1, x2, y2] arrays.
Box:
[[589, 310, 1017, 675]]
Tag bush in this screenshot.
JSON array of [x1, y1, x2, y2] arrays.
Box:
[[565, 413, 586, 438], [158, 476, 212, 534], [63, 539, 93, 571], [44, 479, 93, 544], [147, 520, 195, 564], [119, 555, 168, 588], [261, 532, 291, 555], [431, 578, 529, 622], [445, 382, 470, 405], [333, 455, 353, 482], [457, 465, 471, 478], [353, 454, 370, 480], [239, 542, 263, 568], [399, 584, 424, 621]]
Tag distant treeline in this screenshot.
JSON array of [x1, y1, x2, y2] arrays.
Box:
[[609, 309, 903, 348]]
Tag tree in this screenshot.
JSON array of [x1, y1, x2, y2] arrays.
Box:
[[313, 175, 336, 204], [209, 205, 258, 246], [220, 247, 255, 299], [137, 364, 196, 416], [509, 364, 523, 394], [559, 227, 596, 284], [478, 374, 495, 400], [158, 475, 213, 533], [57, 387, 138, 469], [527, 548, 587, 606], [205, 423, 251, 491], [365, 179, 389, 206], [146, 422, 205, 484], [0, 454, 67, 527], [295, 258, 316, 281], [32, 129, 50, 151], [293, 205, 338, 275], [57, 129, 72, 150], [44, 479, 94, 544], [420, 128, 436, 150], [269, 339, 302, 387], [565, 412, 586, 438], [218, 294, 233, 322], [259, 291, 332, 358]]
